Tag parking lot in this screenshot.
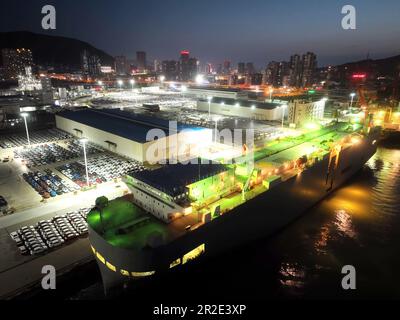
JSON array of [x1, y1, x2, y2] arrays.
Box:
[[57, 153, 145, 187], [0, 128, 72, 149], [0, 128, 147, 212], [10, 207, 90, 256], [23, 168, 79, 199], [14, 139, 103, 168]]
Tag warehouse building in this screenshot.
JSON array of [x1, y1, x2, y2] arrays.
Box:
[[55, 108, 211, 163], [197, 97, 286, 121], [186, 86, 248, 100], [125, 162, 236, 223]]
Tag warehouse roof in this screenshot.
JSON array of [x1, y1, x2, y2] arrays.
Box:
[[188, 86, 243, 93], [199, 97, 285, 110], [57, 108, 204, 143], [129, 161, 228, 197]]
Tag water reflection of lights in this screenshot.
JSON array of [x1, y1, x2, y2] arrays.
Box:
[[314, 225, 330, 254], [334, 209, 357, 239], [279, 262, 305, 289]]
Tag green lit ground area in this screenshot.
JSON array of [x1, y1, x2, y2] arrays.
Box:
[[87, 199, 168, 249], [248, 122, 361, 163]]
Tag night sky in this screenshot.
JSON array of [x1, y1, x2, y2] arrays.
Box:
[[1, 0, 400, 68]]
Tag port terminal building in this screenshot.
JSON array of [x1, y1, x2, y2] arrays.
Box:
[[55, 108, 212, 163]]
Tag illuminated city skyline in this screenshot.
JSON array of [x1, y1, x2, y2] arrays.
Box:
[[1, 0, 400, 67]]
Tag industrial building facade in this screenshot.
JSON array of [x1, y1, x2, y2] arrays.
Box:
[[287, 99, 326, 127], [186, 87, 248, 100], [55, 109, 211, 163], [197, 97, 285, 121]]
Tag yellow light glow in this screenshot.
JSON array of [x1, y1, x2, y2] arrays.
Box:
[[120, 269, 130, 276], [106, 261, 116, 272], [132, 271, 155, 277], [96, 252, 105, 264], [170, 258, 181, 269], [182, 243, 205, 264], [183, 206, 193, 215]]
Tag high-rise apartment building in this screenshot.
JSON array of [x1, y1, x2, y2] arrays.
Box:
[[1, 48, 34, 80], [178, 50, 197, 81], [115, 55, 129, 75], [162, 60, 178, 80], [301, 52, 317, 87], [136, 51, 147, 72]]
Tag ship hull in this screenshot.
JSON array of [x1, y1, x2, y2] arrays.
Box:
[[89, 129, 379, 295]]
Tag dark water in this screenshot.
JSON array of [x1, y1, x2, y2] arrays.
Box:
[[65, 145, 400, 300]]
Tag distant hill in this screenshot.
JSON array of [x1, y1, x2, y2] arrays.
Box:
[[0, 31, 114, 71], [322, 54, 400, 78]]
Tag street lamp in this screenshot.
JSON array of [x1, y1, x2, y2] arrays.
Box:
[[21, 113, 30, 146], [281, 105, 287, 128], [269, 88, 273, 102], [214, 117, 221, 143], [80, 138, 90, 187], [349, 92, 356, 109], [129, 79, 135, 91], [207, 96, 213, 119], [117, 79, 123, 90], [196, 74, 205, 85]]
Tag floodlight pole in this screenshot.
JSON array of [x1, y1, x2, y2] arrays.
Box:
[[21, 114, 30, 146], [82, 140, 90, 187]]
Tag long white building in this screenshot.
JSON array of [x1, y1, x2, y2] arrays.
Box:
[[186, 87, 248, 100], [197, 97, 286, 121]]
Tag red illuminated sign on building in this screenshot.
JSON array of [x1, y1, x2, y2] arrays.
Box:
[[180, 50, 190, 55], [352, 73, 366, 79]]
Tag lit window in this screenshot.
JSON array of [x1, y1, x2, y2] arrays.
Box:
[[120, 269, 130, 276], [106, 261, 116, 272], [131, 271, 155, 277], [169, 258, 181, 269], [96, 252, 105, 264], [182, 244, 205, 264]]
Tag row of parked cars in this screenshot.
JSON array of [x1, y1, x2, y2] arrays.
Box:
[[14, 143, 78, 168], [22, 168, 79, 199], [0, 129, 72, 149], [64, 140, 104, 156], [81, 154, 146, 181], [57, 154, 146, 187], [10, 207, 91, 255], [57, 161, 106, 187]]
